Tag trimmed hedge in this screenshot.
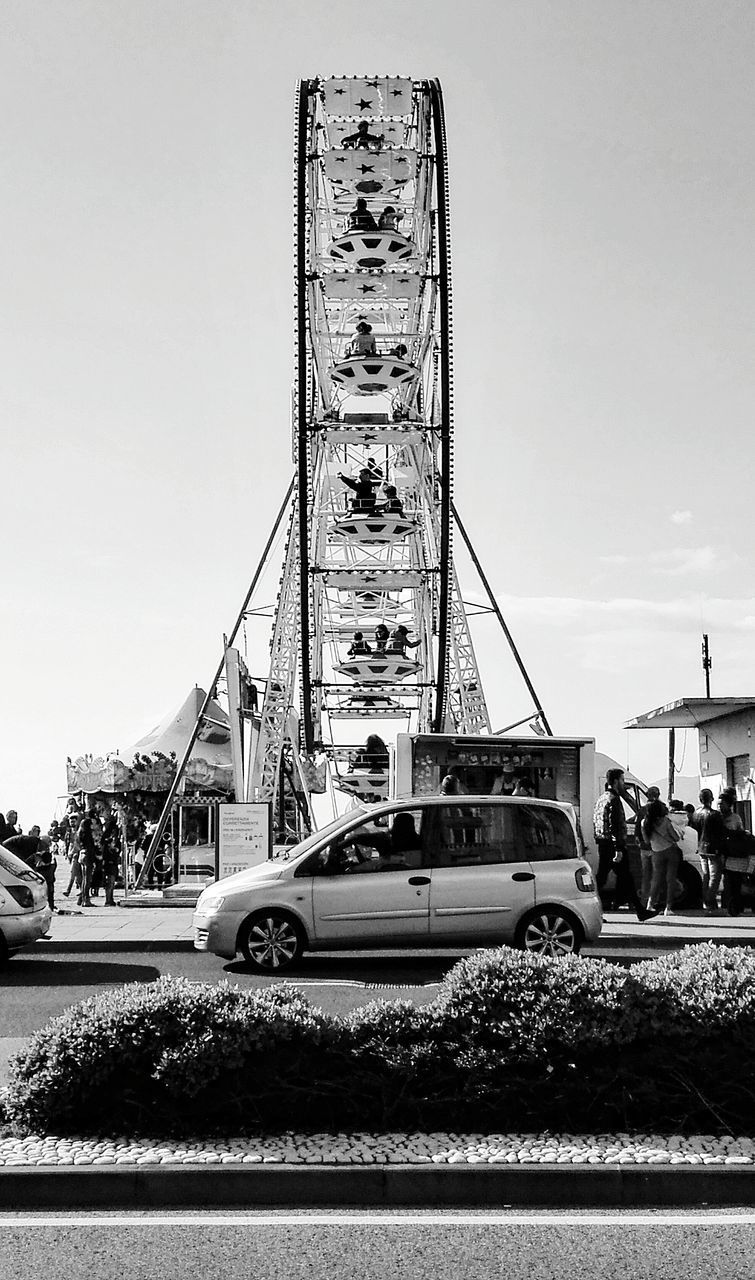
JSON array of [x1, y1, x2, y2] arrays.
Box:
[[5, 943, 755, 1137]]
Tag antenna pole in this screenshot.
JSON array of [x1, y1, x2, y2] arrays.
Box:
[[702, 633, 712, 698]]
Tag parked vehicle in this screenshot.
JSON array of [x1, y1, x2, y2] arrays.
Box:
[[193, 795, 602, 972], [0, 845, 52, 966]]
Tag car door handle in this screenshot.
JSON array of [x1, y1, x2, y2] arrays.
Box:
[[511, 872, 536, 882], [408, 876, 431, 886]]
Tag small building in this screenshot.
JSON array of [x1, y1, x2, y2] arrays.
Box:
[[625, 697, 755, 832]]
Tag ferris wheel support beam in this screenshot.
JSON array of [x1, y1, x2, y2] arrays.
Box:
[[451, 499, 553, 736], [429, 79, 453, 733], [134, 476, 296, 890], [296, 78, 316, 753]]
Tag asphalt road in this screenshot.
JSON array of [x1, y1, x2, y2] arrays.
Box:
[[0, 948, 452, 1083], [1, 1211, 754, 1280]]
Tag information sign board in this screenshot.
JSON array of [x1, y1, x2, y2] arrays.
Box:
[[216, 802, 272, 880]]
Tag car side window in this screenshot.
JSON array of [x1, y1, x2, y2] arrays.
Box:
[[299, 822, 391, 877], [425, 804, 520, 868], [297, 812, 426, 876], [515, 805, 576, 861]]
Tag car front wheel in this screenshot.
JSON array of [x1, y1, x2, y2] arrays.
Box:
[[239, 911, 304, 973], [514, 908, 583, 957]]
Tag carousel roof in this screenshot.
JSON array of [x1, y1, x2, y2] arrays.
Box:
[[119, 687, 231, 765], [67, 688, 233, 795]]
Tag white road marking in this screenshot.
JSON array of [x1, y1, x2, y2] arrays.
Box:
[[1, 1213, 755, 1226]]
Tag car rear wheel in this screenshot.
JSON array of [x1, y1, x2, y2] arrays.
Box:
[[239, 911, 304, 973], [514, 908, 583, 957]]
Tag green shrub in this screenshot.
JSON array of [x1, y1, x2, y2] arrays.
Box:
[[629, 943, 755, 1041], [5, 977, 336, 1135], [152, 985, 344, 1129], [6, 943, 755, 1137], [432, 946, 635, 1065]]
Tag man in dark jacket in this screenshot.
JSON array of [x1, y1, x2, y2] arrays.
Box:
[[593, 768, 655, 921], [339, 468, 378, 513], [0, 809, 20, 843], [2, 831, 47, 867], [101, 812, 121, 906], [76, 811, 99, 907], [690, 787, 726, 913]]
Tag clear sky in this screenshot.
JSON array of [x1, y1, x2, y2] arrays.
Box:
[[1, 0, 753, 827]]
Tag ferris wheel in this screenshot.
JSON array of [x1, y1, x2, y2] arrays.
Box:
[[136, 76, 552, 877], [247, 76, 493, 830]]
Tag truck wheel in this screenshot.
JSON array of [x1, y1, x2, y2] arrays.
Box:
[[514, 908, 583, 957], [673, 861, 703, 911]]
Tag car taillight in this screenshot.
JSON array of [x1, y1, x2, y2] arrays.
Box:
[[575, 866, 595, 893], [7, 885, 34, 910]]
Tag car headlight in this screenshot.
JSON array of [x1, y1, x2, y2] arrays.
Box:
[[197, 894, 225, 913]]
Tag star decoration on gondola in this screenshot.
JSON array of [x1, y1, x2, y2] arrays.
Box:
[[359, 285, 377, 293], [391, 89, 404, 97], [366, 79, 379, 88], [333, 87, 346, 95], [356, 99, 373, 110], [358, 164, 375, 173], [335, 156, 346, 163]]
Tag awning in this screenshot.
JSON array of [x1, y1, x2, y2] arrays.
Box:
[[625, 697, 755, 731]]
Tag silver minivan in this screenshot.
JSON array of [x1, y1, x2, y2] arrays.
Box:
[[0, 845, 52, 965], [193, 796, 602, 972]]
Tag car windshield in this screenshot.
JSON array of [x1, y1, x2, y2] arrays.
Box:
[[278, 807, 370, 860], [0, 847, 44, 882]]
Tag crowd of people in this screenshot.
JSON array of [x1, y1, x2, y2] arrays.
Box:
[[0, 802, 124, 910], [593, 769, 753, 920], [0, 797, 182, 911]]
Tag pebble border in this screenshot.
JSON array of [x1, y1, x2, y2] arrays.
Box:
[[1, 1133, 754, 1168]]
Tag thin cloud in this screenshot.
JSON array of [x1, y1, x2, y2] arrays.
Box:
[[670, 510, 693, 524], [599, 545, 727, 575], [495, 592, 755, 634], [649, 546, 718, 575]]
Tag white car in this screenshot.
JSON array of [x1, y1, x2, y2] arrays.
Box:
[[0, 845, 52, 965], [193, 796, 602, 973]]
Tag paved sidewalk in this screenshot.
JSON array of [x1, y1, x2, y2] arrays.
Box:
[[38, 900, 755, 950], [47, 899, 195, 947], [1, 1133, 755, 1208]]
